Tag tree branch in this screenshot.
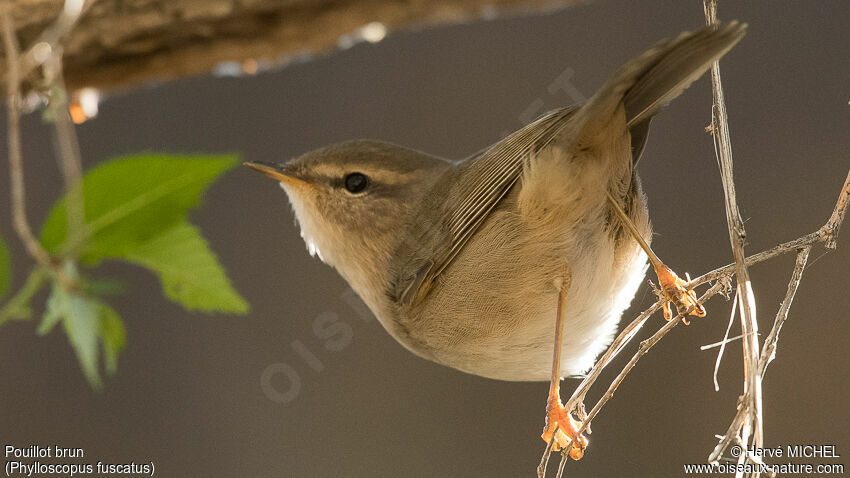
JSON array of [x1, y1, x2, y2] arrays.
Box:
[[703, 3, 763, 474], [541, 171, 849, 476], [758, 247, 810, 377], [2, 1, 57, 272]]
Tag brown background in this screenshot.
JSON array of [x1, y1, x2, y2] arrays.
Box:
[[1, 1, 848, 476]]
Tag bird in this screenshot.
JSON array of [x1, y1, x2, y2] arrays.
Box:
[[246, 21, 746, 459]]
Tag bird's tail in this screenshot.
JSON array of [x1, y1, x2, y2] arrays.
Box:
[[572, 21, 747, 156]]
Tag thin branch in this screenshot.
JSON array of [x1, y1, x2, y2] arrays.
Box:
[[575, 282, 726, 437], [44, 52, 85, 237], [566, 172, 850, 414], [17, 0, 89, 82], [564, 301, 662, 413], [537, 424, 558, 478], [541, 168, 848, 476], [758, 247, 810, 377], [691, 231, 817, 287], [820, 170, 850, 249], [689, 168, 849, 285], [2, 2, 56, 271], [712, 292, 739, 391], [540, 283, 727, 472], [538, 12, 849, 478], [704, 2, 763, 468], [0, 268, 49, 324], [709, 394, 749, 463], [555, 451, 568, 478]]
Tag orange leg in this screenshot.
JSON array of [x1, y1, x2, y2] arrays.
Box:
[[541, 276, 588, 460], [606, 191, 706, 323]]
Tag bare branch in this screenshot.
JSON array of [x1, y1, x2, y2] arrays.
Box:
[[536, 424, 558, 478], [575, 282, 726, 436], [758, 247, 810, 377], [579, 176, 850, 409], [564, 302, 662, 413], [555, 451, 568, 478], [541, 171, 849, 475], [44, 52, 85, 238], [703, 1, 763, 467], [17, 0, 90, 83], [820, 170, 850, 249], [709, 394, 749, 463], [712, 293, 739, 391], [689, 169, 849, 286], [2, 1, 56, 271]]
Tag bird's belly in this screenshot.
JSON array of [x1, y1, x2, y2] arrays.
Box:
[[408, 209, 648, 382]]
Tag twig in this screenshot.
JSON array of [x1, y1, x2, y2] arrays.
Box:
[[537, 424, 558, 478], [574, 283, 726, 437], [759, 246, 810, 375], [565, 173, 850, 413], [709, 246, 810, 464], [555, 451, 568, 478], [2, 0, 92, 299], [539, 169, 848, 476], [820, 170, 850, 249], [44, 53, 85, 236], [17, 0, 89, 82], [690, 230, 820, 287], [2, 2, 56, 271], [564, 302, 662, 413], [703, 3, 763, 474], [0, 268, 49, 324], [709, 394, 749, 463], [712, 292, 739, 391], [539, 283, 725, 475], [687, 169, 848, 287], [538, 11, 849, 477]]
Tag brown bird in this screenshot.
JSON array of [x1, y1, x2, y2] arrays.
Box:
[[246, 21, 745, 458]]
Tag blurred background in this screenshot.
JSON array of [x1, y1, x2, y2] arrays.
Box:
[[1, 0, 848, 476]]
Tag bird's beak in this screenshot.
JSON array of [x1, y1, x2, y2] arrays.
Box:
[[243, 161, 313, 189]]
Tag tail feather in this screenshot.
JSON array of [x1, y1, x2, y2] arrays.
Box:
[[624, 21, 747, 126], [570, 21, 747, 155]]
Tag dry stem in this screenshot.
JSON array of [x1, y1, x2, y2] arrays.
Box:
[[17, 0, 90, 83], [540, 171, 849, 477], [2, 2, 57, 272], [1, 0, 88, 292], [44, 53, 85, 236], [757, 247, 810, 377], [703, 2, 762, 475]]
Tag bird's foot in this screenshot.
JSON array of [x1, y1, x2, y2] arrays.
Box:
[[541, 398, 588, 460], [653, 263, 705, 325]]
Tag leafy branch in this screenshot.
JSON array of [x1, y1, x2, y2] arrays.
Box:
[[1, 0, 249, 388]]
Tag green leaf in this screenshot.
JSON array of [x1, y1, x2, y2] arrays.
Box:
[[40, 283, 128, 388], [0, 233, 9, 298], [62, 291, 103, 388], [119, 223, 249, 314], [83, 277, 126, 297], [37, 283, 66, 336], [38, 152, 248, 316], [40, 153, 239, 262], [99, 304, 126, 375]]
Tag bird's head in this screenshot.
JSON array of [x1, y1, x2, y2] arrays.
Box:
[[245, 140, 449, 305]]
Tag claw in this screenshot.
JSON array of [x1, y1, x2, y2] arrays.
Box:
[[654, 263, 705, 323], [542, 399, 588, 460]]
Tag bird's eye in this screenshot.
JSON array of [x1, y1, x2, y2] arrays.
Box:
[[344, 172, 369, 194]]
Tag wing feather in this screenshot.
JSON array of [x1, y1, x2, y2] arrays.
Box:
[[395, 106, 577, 305]]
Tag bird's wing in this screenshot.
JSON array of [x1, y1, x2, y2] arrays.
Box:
[[391, 22, 748, 307], [393, 106, 577, 306]]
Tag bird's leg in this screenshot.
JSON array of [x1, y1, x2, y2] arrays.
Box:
[[605, 191, 706, 323], [541, 274, 588, 460]]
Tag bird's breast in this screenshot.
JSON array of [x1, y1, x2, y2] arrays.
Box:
[[393, 176, 650, 382]]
